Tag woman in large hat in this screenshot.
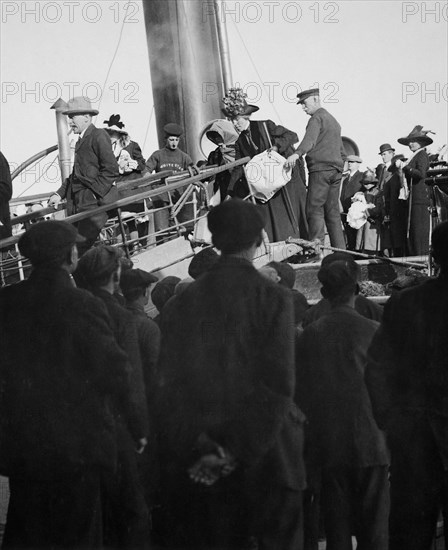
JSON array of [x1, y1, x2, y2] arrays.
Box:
[[103, 114, 149, 247], [396, 125, 433, 255], [222, 88, 308, 242]]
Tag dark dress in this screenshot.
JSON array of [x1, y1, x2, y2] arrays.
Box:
[[0, 151, 12, 240], [403, 148, 430, 255], [383, 167, 408, 256], [229, 119, 308, 242]]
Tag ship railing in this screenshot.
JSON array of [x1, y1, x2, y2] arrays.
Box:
[[0, 158, 250, 285]]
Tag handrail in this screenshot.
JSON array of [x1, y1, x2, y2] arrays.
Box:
[[0, 157, 250, 250], [11, 145, 59, 180]]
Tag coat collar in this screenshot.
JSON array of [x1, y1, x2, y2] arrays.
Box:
[[28, 266, 75, 289]]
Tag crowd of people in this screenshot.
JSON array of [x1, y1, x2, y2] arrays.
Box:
[[0, 87, 432, 259], [1, 196, 448, 549]]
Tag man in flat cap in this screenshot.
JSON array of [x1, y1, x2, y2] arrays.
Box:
[[340, 155, 364, 250], [145, 123, 196, 235], [48, 96, 119, 254], [0, 221, 135, 548], [366, 221, 448, 549], [296, 257, 389, 550], [374, 144, 396, 255], [156, 199, 306, 549], [286, 88, 346, 250]]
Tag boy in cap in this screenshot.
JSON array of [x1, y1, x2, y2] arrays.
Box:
[[286, 88, 347, 250], [0, 221, 134, 548], [48, 97, 119, 254], [156, 199, 306, 549], [145, 123, 197, 236], [296, 258, 389, 550]]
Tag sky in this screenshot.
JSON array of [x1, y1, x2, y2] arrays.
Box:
[[1, 0, 447, 198]]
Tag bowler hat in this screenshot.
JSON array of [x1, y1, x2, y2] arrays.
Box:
[[103, 114, 128, 135], [19, 220, 85, 265], [398, 125, 433, 146], [378, 143, 395, 155], [222, 88, 259, 119], [346, 155, 362, 163], [62, 96, 99, 116], [120, 268, 158, 296], [164, 123, 184, 137], [207, 199, 265, 253], [296, 88, 320, 104]]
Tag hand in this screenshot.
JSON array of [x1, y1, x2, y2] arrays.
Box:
[[366, 203, 375, 209], [268, 145, 279, 154], [285, 153, 299, 168], [188, 447, 237, 486], [187, 165, 200, 177], [127, 159, 138, 170], [135, 437, 148, 454], [48, 193, 61, 208]]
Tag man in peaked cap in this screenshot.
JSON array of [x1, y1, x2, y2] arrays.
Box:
[[156, 198, 306, 549], [48, 96, 119, 255], [286, 88, 347, 250], [0, 220, 136, 548]]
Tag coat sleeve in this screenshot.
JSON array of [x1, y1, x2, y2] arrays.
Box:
[[145, 150, 160, 173], [130, 141, 146, 172], [90, 129, 120, 198], [295, 115, 322, 157], [218, 288, 297, 465], [265, 120, 298, 157], [0, 153, 12, 203], [403, 151, 429, 182]]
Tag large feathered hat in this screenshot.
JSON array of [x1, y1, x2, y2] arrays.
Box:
[[222, 88, 259, 119], [103, 114, 128, 134], [398, 125, 434, 146]]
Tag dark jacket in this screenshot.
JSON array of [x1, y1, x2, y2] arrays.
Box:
[[340, 170, 364, 213], [366, 275, 448, 466], [296, 305, 389, 468], [157, 255, 306, 490], [404, 148, 430, 206], [57, 124, 119, 215], [91, 289, 149, 442], [295, 108, 345, 173], [302, 294, 383, 328], [0, 151, 12, 239], [0, 268, 132, 479]]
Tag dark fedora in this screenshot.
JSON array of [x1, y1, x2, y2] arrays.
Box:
[[296, 88, 320, 104], [163, 123, 184, 137], [103, 114, 128, 135], [398, 125, 434, 146], [222, 88, 259, 119], [378, 143, 395, 155]]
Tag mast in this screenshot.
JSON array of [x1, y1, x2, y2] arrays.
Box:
[[142, 0, 226, 162], [213, 0, 233, 91]]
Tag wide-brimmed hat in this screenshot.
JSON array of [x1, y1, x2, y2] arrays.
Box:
[[361, 171, 378, 186], [62, 96, 99, 116], [296, 88, 320, 104], [222, 88, 259, 119], [103, 114, 128, 134], [398, 125, 434, 146], [346, 155, 362, 163], [378, 143, 395, 155]]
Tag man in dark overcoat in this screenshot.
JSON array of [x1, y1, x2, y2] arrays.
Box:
[[0, 221, 133, 548], [366, 221, 448, 550], [296, 257, 389, 550], [156, 199, 306, 549], [340, 155, 364, 250], [48, 96, 119, 253]]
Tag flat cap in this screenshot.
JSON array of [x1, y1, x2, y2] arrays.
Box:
[[163, 123, 184, 137], [151, 276, 181, 312], [19, 220, 85, 265], [346, 155, 362, 163], [120, 268, 158, 295], [76, 245, 121, 286], [296, 88, 320, 104], [207, 199, 265, 253], [188, 248, 219, 279]]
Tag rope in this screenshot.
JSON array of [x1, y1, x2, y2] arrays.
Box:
[[17, 154, 59, 198]]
